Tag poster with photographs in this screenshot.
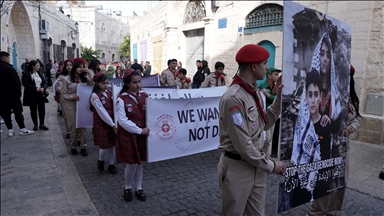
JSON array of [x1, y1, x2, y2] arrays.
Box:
[[278, 2, 351, 213]]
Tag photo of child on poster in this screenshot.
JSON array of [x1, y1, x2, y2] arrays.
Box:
[[278, 2, 352, 213]]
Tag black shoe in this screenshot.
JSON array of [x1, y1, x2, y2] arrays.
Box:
[[71, 148, 77, 155], [66, 133, 70, 139], [124, 188, 132, 202], [97, 160, 104, 171], [33, 125, 38, 131], [135, 189, 146, 201], [379, 172, 384, 180], [108, 165, 117, 174], [39, 125, 49, 130], [80, 149, 88, 157]]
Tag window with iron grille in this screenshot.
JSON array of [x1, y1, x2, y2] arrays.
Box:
[[183, 0, 206, 24], [245, 3, 283, 28]]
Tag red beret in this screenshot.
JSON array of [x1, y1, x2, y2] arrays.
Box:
[[93, 72, 105, 82], [74, 57, 86, 65], [123, 68, 136, 81], [235, 44, 270, 64], [350, 65, 355, 77]]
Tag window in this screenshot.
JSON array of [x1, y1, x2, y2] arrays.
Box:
[[183, 0, 206, 24], [245, 3, 283, 28]]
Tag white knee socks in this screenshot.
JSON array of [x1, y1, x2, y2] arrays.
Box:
[[124, 163, 143, 191], [125, 164, 137, 189], [99, 147, 116, 165], [99, 149, 108, 161]]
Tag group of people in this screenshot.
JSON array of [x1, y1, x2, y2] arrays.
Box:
[[52, 57, 149, 202], [158, 58, 226, 89], [1, 39, 383, 215]]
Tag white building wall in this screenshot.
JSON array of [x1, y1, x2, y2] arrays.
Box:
[[64, 6, 130, 63], [129, 0, 384, 144], [1, 1, 80, 73]]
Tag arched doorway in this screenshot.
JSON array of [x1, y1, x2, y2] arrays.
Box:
[[183, 0, 206, 77], [256, 40, 276, 85], [10, 2, 35, 72], [60, 40, 66, 61], [259, 40, 276, 68], [112, 53, 115, 62], [12, 42, 18, 72], [101, 53, 106, 64]]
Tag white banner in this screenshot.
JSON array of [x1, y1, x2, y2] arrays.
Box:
[[146, 97, 221, 162], [76, 84, 93, 128]]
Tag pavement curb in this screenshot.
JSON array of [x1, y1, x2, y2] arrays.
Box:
[[47, 92, 99, 215]]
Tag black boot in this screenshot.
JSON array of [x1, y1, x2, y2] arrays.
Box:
[[97, 160, 104, 171], [108, 164, 117, 174]]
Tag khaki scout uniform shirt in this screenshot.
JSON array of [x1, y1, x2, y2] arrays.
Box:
[[160, 68, 177, 86], [200, 73, 226, 88], [218, 82, 281, 173], [175, 78, 192, 89]]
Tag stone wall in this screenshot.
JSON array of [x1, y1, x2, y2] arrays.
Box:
[[65, 7, 130, 63], [128, 0, 383, 144], [1, 1, 80, 72]]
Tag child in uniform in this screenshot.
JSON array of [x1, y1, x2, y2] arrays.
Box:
[[176, 68, 192, 89], [90, 72, 117, 174], [200, 61, 226, 88], [115, 68, 150, 202]]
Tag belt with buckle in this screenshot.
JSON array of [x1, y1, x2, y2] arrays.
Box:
[[224, 151, 242, 161]]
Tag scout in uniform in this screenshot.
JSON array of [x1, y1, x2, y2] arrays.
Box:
[[115, 69, 150, 202], [176, 68, 192, 89], [258, 66, 282, 156], [217, 44, 286, 216], [61, 57, 93, 157], [200, 61, 226, 88], [90, 72, 117, 174], [160, 59, 178, 86]]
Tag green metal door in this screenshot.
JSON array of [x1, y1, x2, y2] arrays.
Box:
[[257, 40, 276, 85]]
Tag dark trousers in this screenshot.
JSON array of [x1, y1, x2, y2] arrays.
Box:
[[29, 99, 46, 126], [0, 98, 26, 130], [271, 118, 280, 156], [192, 82, 200, 89]]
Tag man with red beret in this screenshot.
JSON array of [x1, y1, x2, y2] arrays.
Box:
[[217, 44, 286, 215]]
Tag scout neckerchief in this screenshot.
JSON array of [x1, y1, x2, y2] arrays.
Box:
[[214, 71, 225, 87], [168, 67, 177, 80], [126, 90, 143, 111], [180, 78, 191, 89], [230, 75, 267, 124]]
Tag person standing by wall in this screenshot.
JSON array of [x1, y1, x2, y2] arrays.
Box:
[[21, 60, 49, 131], [192, 60, 202, 89], [21, 58, 29, 71], [217, 44, 286, 215], [0, 51, 35, 137]]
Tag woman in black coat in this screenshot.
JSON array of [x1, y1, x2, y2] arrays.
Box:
[[22, 60, 49, 131]]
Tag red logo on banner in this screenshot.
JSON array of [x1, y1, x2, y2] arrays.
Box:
[[155, 114, 177, 141]]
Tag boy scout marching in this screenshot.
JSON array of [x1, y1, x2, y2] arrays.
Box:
[[217, 44, 286, 216]]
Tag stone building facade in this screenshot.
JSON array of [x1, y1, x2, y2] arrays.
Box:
[[1, 1, 80, 73], [129, 0, 384, 145], [62, 6, 130, 63]]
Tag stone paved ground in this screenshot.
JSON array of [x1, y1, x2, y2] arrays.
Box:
[[57, 114, 384, 216]]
